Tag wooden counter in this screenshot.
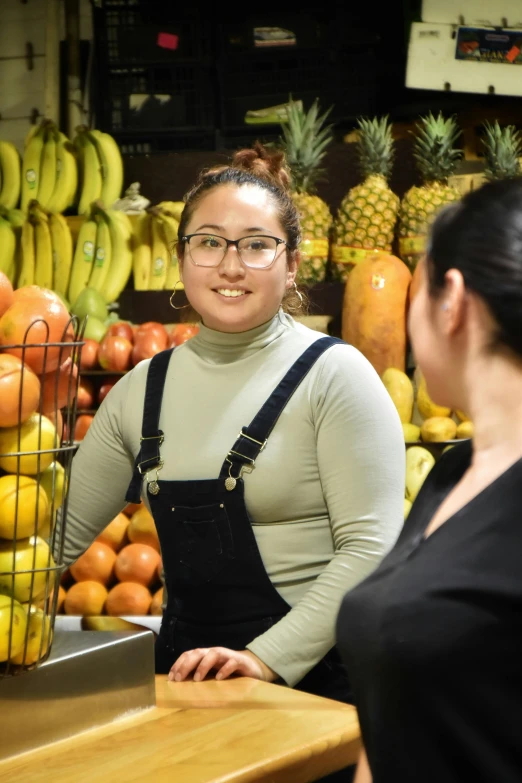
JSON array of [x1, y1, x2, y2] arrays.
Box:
[[0, 675, 361, 782]]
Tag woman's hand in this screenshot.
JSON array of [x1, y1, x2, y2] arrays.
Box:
[[168, 647, 278, 683]]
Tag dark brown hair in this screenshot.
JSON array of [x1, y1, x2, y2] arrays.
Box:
[[176, 142, 307, 316], [427, 177, 522, 357]]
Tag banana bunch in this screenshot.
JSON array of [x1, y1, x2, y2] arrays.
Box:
[[73, 126, 124, 215], [21, 120, 77, 214], [16, 201, 74, 295], [132, 206, 182, 291], [68, 202, 133, 305], [0, 140, 21, 209]]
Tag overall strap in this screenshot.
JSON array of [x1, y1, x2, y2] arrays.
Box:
[[125, 348, 173, 503], [221, 336, 343, 486]]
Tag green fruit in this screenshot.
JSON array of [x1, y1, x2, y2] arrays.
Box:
[[72, 286, 109, 323], [82, 315, 107, 343]]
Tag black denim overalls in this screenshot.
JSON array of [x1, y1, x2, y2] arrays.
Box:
[[125, 336, 352, 703]]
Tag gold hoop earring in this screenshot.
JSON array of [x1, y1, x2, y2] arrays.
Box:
[[169, 281, 190, 310], [293, 281, 304, 307]]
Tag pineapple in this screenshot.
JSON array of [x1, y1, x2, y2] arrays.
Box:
[[332, 116, 399, 282], [399, 112, 462, 270], [279, 99, 334, 284], [481, 120, 522, 180]]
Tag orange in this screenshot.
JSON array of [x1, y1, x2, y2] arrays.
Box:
[[74, 414, 93, 441], [10, 605, 52, 665], [105, 582, 152, 616], [123, 501, 142, 517], [0, 536, 54, 604], [0, 595, 27, 662], [0, 413, 58, 474], [127, 506, 160, 552], [96, 512, 129, 552], [69, 541, 116, 585], [0, 271, 14, 318], [0, 353, 41, 427], [115, 543, 161, 587], [0, 295, 74, 374], [150, 587, 163, 616], [64, 581, 108, 616]]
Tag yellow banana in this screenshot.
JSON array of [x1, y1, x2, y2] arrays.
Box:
[[34, 213, 54, 289], [21, 124, 46, 212], [88, 209, 112, 293], [47, 132, 78, 214], [67, 216, 97, 305], [100, 209, 133, 304], [157, 200, 185, 222], [49, 212, 73, 297], [36, 123, 58, 211], [2, 208, 24, 285], [156, 211, 182, 290], [24, 122, 41, 148], [148, 214, 170, 290], [0, 217, 16, 277], [0, 141, 21, 210], [88, 130, 123, 208], [75, 129, 102, 216], [17, 219, 36, 288], [132, 212, 152, 291]]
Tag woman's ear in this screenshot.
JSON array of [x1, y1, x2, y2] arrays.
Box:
[[441, 269, 467, 335], [286, 250, 300, 287]]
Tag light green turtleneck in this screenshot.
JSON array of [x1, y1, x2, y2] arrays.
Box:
[[58, 311, 404, 686]]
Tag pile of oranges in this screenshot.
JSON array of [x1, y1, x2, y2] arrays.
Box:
[[58, 502, 163, 618]]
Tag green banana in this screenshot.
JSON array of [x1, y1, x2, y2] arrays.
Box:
[[0, 141, 21, 210]]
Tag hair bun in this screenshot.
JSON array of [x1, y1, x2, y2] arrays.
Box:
[[232, 141, 291, 192]]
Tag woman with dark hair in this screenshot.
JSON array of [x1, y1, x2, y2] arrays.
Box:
[[337, 176, 522, 783], [58, 143, 404, 719]]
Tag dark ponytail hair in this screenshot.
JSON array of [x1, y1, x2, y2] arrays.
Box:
[[427, 177, 522, 357]]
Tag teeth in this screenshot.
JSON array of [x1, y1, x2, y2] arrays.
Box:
[[217, 289, 246, 298]]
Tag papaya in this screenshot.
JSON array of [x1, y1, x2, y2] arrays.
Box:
[[342, 251, 412, 377]]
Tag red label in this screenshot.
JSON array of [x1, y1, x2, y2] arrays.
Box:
[[157, 32, 179, 50], [506, 45, 521, 63]]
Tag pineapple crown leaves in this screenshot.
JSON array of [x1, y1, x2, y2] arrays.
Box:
[[278, 97, 335, 194], [412, 112, 463, 183], [481, 120, 522, 180], [355, 115, 396, 180]]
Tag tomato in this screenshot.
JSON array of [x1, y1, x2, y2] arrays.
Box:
[[170, 323, 199, 346]]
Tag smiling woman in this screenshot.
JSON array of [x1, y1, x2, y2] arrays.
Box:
[[57, 140, 405, 783]]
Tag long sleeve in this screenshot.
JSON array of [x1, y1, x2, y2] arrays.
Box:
[[246, 345, 405, 686], [54, 371, 137, 566]]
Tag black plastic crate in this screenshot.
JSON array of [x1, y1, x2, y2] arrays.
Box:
[[217, 46, 377, 132], [113, 130, 217, 155], [92, 0, 213, 65], [96, 63, 216, 133]]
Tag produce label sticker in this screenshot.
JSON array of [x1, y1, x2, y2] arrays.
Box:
[[371, 273, 385, 291], [455, 27, 522, 64]]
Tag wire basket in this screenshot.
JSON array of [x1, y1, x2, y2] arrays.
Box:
[[0, 314, 84, 678]]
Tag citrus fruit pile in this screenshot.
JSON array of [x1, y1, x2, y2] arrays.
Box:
[[58, 502, 163, 618]]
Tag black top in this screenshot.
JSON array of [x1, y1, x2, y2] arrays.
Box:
[[336, 440, 522, 782]]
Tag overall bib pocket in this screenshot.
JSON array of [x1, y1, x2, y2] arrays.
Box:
[[170, 503, 234, 584]]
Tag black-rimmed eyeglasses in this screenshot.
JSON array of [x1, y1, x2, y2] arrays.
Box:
[[181, 233, 287, 269]]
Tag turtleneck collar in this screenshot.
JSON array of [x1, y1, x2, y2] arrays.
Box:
[[187, 309, 293, 364]]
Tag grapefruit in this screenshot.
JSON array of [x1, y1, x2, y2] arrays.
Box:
[[105, 582, 152, 616], [64, 580, 108, 616], [0, 295, 74, 374], [0, 413, 57, 474], [96, 512, 129, 552], [69, 541, 116, 586], [39, 361, 78, 413], [0, 271, 14, 318], [10, 605, 52, 665], [0, 595, 27, 662], [114, 543, 161, 587], [150, 587, 163, 616], [0, 474, 49, 539], [127, 506, 160, 552], [0, 536, 55, 603], [0, 354, 41, 427]]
